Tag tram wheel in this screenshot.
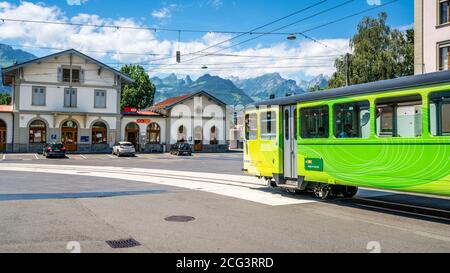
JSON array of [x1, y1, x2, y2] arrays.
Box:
[[342, 186, 358, 198], [314, 185, 331, 199], [266, 178, 277, 188]]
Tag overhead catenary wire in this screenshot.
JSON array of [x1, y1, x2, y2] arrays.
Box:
[[159, 0, 355, 68], [0, 17, 330, 36]]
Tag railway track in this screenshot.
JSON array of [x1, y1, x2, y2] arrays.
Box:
[[342, 196, 450, 223]]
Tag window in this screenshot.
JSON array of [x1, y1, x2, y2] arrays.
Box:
[[177, 126, 187, 142], [147, 123, 161, 144], [300, 106, 329, 138], [334, 101, 370, 138], [210, 126, 218, 145], [72, 69, 80, 83], [429, 91, 450, 136], [29, 120, 46, 144], [376, 95, 422, 137], [32, 86, 46, 106], [260, 111, 276, 140], [61, 68, 82, 83], [94, 90, 107, 108], [64, 88, 77, 107], [439, 43, 450, 71], [284, 109, 289, 140], [245, 113, 257, 140], [440, 0, 450, 25], [62, 68, 71, 82], [92, 122, 107, 144]]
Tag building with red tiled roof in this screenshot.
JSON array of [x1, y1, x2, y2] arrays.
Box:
[[0, 48, 230, 153], [121, 90, 229, 153]]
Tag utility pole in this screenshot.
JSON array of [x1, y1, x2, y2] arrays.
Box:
[[345, 53, 350, 86]]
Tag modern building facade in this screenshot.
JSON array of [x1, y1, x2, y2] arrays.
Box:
[[415, 0, 450, 74], [1, 49, 230, 153]]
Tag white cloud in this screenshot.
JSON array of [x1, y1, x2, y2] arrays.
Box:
[[67, 0, 88, 6], [152, 8, 171, 19], [151, 4, 177, 20], [0, 1, 350, 80], [208, 0, 223, 9], [367, 0, 381, 5]]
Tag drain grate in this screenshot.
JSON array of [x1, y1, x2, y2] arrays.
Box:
[[164, 215, 196, 222], [106, 238, 141, 249]]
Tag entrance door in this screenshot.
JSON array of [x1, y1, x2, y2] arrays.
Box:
[[61, 120, 78, 151], [283, 105, 298, 180], [125, 123, 140, 149], [0, 122, 6, 152], [194, 126, 203, 151], [61, 129, 78, 151], [127, 131, 138, 148]]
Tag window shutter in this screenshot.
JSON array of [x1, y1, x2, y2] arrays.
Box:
[[57, 68, 62, 82], [64, 89, 70, 107], [72, 89, 77, 107], [80, 69, 85, 83]]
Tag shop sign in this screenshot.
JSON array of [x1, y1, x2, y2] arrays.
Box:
[[137, 119, 151, 124]]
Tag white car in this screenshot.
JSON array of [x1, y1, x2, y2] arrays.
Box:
[[112, 142, 136, 157]]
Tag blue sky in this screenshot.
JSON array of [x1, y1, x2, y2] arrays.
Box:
[[0, 0, 414, 81]]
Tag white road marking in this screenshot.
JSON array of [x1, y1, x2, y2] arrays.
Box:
[[0, 164, 316, 206], [34, 154, 39, 160], [80, 155, 87, 160], [107, 155, 115, 158], [2, 154, 5, 160]]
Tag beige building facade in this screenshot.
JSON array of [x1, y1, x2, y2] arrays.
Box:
[[415, 0, 450, 74]]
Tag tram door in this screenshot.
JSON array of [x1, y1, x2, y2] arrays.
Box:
[[283, 105, 298, 180]]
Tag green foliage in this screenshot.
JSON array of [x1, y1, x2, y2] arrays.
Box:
[[0, 93, 11, 105], [308, 84, 327, 92], [120, 65, 155, 109], [329, 13, 414, 89]]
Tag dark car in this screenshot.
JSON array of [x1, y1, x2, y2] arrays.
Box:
[[43, 143, 66, 158], [170, 143, 192, 156]]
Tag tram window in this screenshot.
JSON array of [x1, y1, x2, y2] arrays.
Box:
[[300, 106, 329, 139], [334, 101, 370, 138], [260, 111, 276, 140], [245, 113, 258, 140], [429, 91, 450, 136], [376, 95, 422, 137]]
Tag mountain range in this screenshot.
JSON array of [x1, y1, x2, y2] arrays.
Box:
[[0, 44, 37, 93], [152, 73, 329, 105], [0, 43, 330, 105]]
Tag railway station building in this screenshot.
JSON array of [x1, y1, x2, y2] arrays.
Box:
[[0, 49, 230, 153]]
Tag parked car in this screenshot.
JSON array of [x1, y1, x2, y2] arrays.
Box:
[[112, 142, 136, 157], [170, 143, 192, 156], [42, 143, 66, 158]]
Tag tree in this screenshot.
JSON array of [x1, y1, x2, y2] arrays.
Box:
[[0, 93, 11, 105], [328, 13, 414, 88], [120, 65, 155, 109]]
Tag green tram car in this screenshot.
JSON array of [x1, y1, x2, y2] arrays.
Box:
[[243, 70, 450, 199]]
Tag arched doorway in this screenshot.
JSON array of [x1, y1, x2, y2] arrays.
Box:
[[92, 121, 108, 145], [0, 119, 6, 152], [125, 122, 139, 149], [147, 123, 160, 144], [210, 126, 218, 145], [29, 120, 47, 144], [194, 126, 203, 151], [61, 120, 78, 151]]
